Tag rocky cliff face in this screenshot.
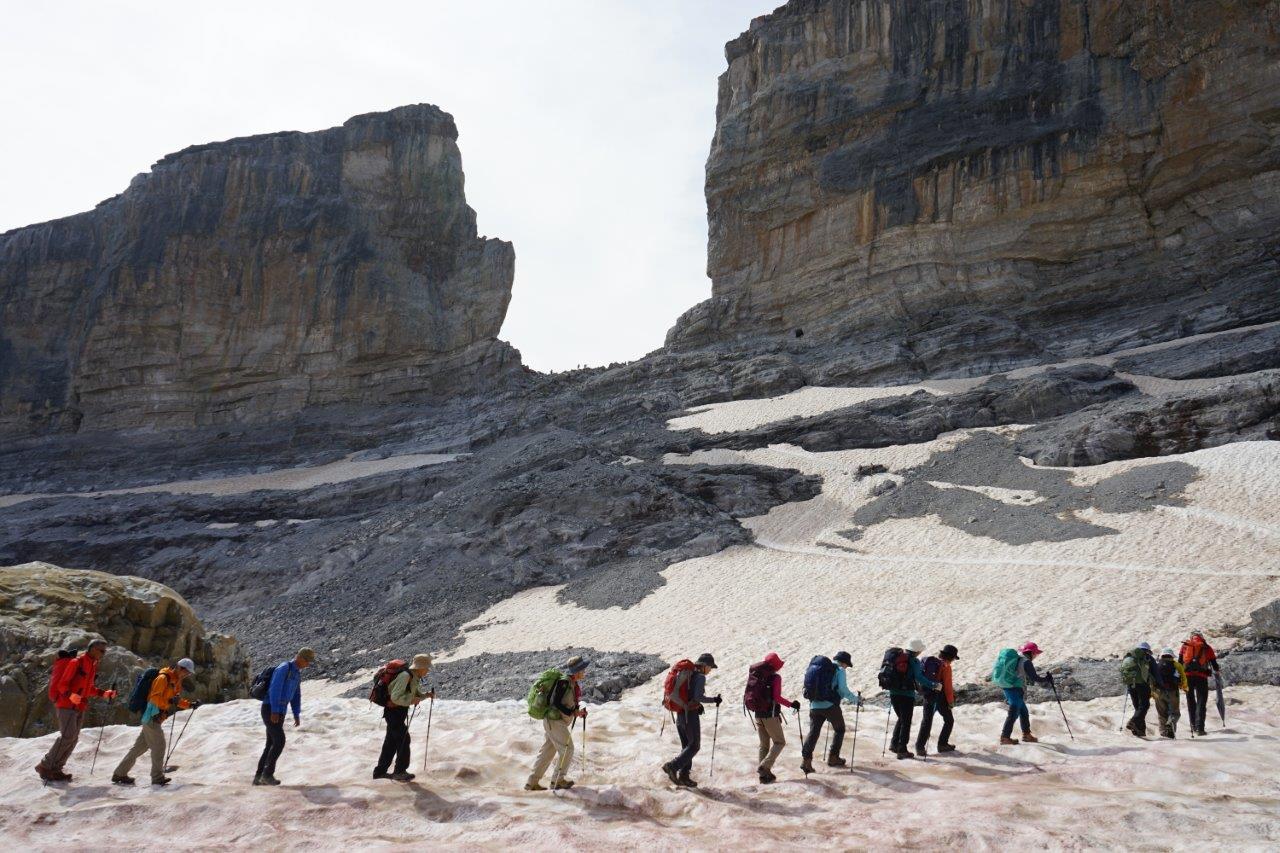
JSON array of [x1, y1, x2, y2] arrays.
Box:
[[0, 105, 518, 435], [0, 562, 249, 737], [670, 0, 1280, 359]]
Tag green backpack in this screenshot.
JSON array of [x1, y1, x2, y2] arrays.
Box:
[[526, 669, 564, 720], [990, 648, 1024, 689], [1119, 651, 1151, 687]]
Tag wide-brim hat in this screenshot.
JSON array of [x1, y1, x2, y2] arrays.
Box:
[[695, 653, 717, 669], [906, 639, 926, 653], [941, 644, 959, 660], [564, 656, 589, 675], [411, 653, 434, 670], [833, 651, 853, 666]]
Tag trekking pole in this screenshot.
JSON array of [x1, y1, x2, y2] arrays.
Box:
[[1118, 691, 1129, 732], [849, 697, 861, 774], [1051, 682, 1075, 742], [421, 692, 435, 774], [581, 709, 588, 776], [881, 702, 891, 757], [165, 705, 197, 767], [660, 713, 667, 739], [89, 679, 116, 776], [709, 703, 719, 781]]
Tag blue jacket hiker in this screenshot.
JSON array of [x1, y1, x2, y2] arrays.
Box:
[[255, 647, 316, 786], [889, 640, 941, 759], [800, 651, 863, 772], [995, 642, 1053, 745]]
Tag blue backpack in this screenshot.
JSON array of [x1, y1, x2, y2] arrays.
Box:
[[803, 655, 839, 703], [127, 667, 160, 714]]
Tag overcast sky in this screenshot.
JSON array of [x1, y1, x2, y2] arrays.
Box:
[[0, 1, 781, 371]]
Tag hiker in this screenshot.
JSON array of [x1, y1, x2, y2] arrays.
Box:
[[1179, 630, 1220, 735], [36, 639, 117, 782], [660, 653, 722, 788], [1120, 642, 1158, 737], [112, 658, 199, 787], [992, 642, 1054, 745], [916, 644, 959, 756], [745, 652, 800, 783], [375, 653, 435, 782], [254, 647, 316, 786], [885, 639, 940, 759], [799, 651, 862, 773], [1153, 647, 1186, 739], [525, 656, 588, 791]]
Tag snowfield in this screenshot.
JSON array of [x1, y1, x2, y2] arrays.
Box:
[[2, 689, 1279, 850]]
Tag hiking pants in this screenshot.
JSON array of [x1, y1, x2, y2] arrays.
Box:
[[801, 706, 845, 761], [1185, 678, 1209, 732], [1154, 687, 1180, 737], [917, 692, 954, 750], [1127, 685, 1151, 736], [40, 708, 85, 772], [257, 704, 286, 777], [889, 694, 915, 753], [755, 715, 785, 772], [376, 706, 412, 774], [528, 717, 574, 785], [672, 710, 701, 773], [113, 721, 167, 782], [1001, 688, 1030, 738]]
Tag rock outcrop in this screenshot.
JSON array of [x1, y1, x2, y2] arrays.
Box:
[[0, 104, 518, 436], [0, 562, 249, 737], [670, 0, 1280, 360]]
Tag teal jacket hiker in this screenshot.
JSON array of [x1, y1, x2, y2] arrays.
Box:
[[889, 653, 940, 698], [809, 666, 862, 710]]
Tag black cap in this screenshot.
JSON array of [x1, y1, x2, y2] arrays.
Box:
[[695, 653, 717, 669], [941, 644, 959, 661], [833, 651, 853, 666]]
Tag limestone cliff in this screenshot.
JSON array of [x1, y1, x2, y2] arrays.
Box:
[[670, 0, 1280, 357], [0, 105, 518, 435]]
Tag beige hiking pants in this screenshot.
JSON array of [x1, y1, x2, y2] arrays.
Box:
[[528, 717, 574, 785], [40, 708, 85, 772], [113, 721, 167, 782], [756, 715, 786, 772]]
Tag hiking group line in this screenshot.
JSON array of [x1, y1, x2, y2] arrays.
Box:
[[32, 631, 1227, 790]]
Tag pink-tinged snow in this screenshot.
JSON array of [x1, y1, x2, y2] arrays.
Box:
[[2, 688, 1279, 850]]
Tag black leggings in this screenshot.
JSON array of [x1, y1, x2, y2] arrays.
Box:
[[257, 704, 286, 776], [1185, 678, 1210, 731], [890, 695, 915, 752], [801, 705, 846, 760], [376, 706, 411, 774], [917, 692, 953, 748]]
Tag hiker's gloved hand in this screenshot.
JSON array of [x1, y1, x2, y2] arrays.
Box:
[[427, 690, 436, 701], [189, 700, 203, 709], [712, 694, 722, 706], [293, 716, 301, 728], [102, 690, 117, 700], [791, 700, 802, 710], [271, 713, 283, 724], [70, 693, 83, 705], [576, 708, 588, 719], [1045, 673, 1055, 685]]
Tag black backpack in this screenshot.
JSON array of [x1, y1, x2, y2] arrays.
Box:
[[803, 656, 839, 703], [877, 648, 912, 691], [127, 667, 160, 714], [1154, 659, 1180, 690], [922, 655, 943, 684], [248, 663, 279, 701]]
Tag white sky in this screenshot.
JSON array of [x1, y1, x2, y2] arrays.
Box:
[[0, 1, 781, 372]]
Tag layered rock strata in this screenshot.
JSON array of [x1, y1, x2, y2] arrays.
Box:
[[0, 562, 249, 737], [671, 0, 1280, 358], [0, 104, 517, 435]]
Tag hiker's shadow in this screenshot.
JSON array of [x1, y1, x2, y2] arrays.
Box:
[[408, 782, 497, 823], [1054, 745, 1145, 759], [846, 767, 940, 794], [298, 785, 371, 810], [55, 784, 113, 806], [698, 787, 819, 817]]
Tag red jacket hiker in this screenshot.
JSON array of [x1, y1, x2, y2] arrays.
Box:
[[52, 652, 105, 713]]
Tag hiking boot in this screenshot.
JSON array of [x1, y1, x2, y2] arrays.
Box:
[[1021, 732, 1039, 743], [49, 770, 72, 782], [34, 763, 53, 781], [827, 756, 847, 767], [895, 751, 915, 760], [676, 771, 698, 789], [524, 782, 546, 792], [112, 775, 136, 786], [252, 774, 267, 786], [1195, 728, 1207, 736], [260, 774, 281, 786], [551, 779, 575, 790], [373, 770, 390, 780], [758, 770, 776, 784], [152, 776, 172, 787], [1161, 733, 1175, 739], [915, 745, 929, 757], [999, 736, 1020, 745], [800, 758, 815, 774], [938, 743, 957, 753], [661, 762, 680, 786], [390, 771, 414, 782]]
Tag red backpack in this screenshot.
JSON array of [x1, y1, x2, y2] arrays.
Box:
[[662, 659, 696, 711], [47, 650, 81, 701], [743, 662, 775, 714], [368, 660, 408, 707]]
